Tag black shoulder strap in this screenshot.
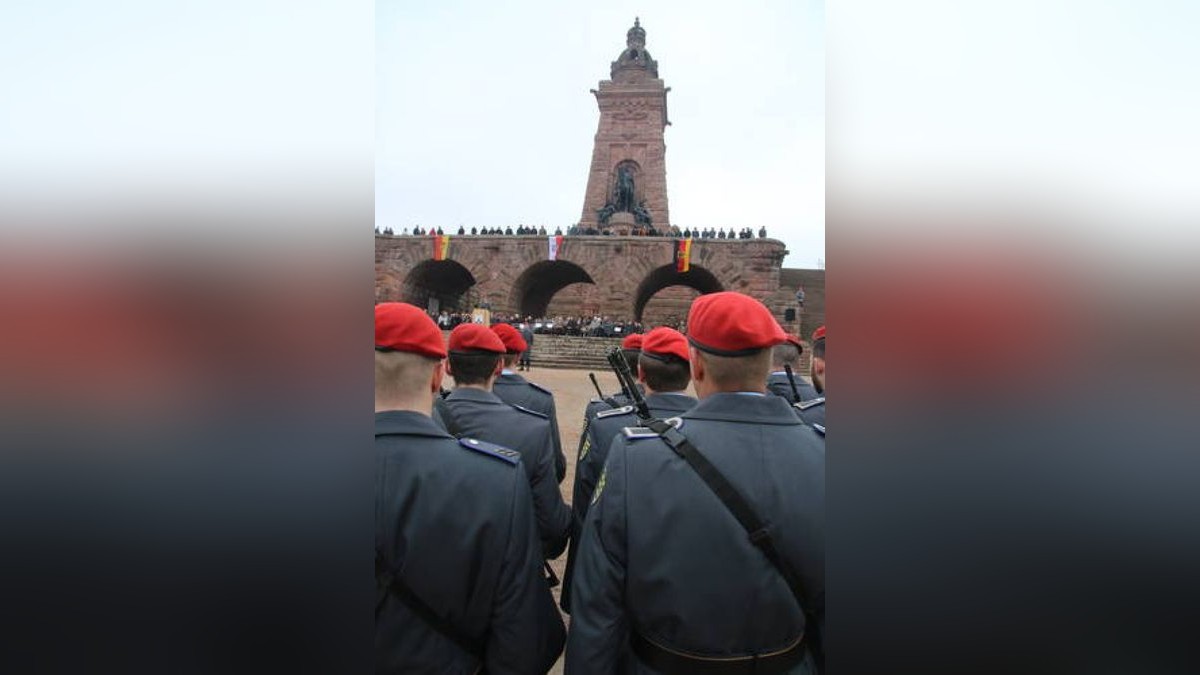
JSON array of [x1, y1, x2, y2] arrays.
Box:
[[375, 548, 485, 660], [643, 418, 813, 618]]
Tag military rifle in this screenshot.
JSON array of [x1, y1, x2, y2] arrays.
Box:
[[588, 372, 621, 409], [605, 346, 651, 421], [783, 364, 802, 401]]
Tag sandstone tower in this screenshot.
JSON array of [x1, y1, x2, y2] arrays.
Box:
[[578, 18, 671, 233]]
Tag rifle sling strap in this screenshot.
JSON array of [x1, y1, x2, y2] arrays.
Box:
[[643, 418, 812, 618], [375, 548, 485, 661]]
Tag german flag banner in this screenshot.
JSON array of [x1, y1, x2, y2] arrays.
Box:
[[675, 237, 693, 272], [548, 234, 564, 261], [432, 234, 451, 261]]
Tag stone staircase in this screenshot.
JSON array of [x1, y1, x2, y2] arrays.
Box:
[[437, 330, 812, 372], [440, 331, 620, 370], [525, 335, 623, 369]]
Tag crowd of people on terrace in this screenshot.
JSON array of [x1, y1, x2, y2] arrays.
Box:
[[375, 224, 768, 239], [434, 311, 652, 338]]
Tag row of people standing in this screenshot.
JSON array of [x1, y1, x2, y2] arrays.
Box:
[[375, 225, 769, 239], [375, 294, 826, 674], [680, 225, 768, 239], [375, 225, 566, 236]]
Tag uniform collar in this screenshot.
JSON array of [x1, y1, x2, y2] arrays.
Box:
[[375, 410, 453, 438], [495, 372, 526, 385], [684, 392, 802, 425], [445, 387, 505, 405], [644, 391, 698, 411]]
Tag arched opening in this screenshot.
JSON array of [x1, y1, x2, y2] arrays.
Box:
[[610, 159, 643, 208], [634, 264, 724, 325], [510, 260, 596, 318], [402, 260, 476, 314]]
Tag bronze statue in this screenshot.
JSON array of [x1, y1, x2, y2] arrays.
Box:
[[633, 200, 652, 227], [596, 202, 617, 224], [615, 166, 636, 213]]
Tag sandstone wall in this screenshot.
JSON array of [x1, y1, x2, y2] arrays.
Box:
[[376, 235, 791, 326]]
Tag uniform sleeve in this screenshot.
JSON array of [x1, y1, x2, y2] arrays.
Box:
[[528, 422, 572, 559], [485, 467, 566, 675], [564, 437, 630, 675], [572, 419, 604, 522], [547, 396, 566, 484], [795, 431, 826, 670], [561, 417, 602, 612]]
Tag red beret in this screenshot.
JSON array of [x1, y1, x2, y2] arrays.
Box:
[[812, 325, 826, 341], [448, 323, 506, 354], [686, 291, 788, 356], [640, 326, 690, 362], [621, 333, 644, 351], [490, 323, 528, 353], [375, 302, 447, 359], [784, 333, 805, 351]]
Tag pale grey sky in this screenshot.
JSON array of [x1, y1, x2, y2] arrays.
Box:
[[376, 0, 825, 268]]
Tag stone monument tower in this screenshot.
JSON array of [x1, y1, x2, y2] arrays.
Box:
[[578, 18, 671, 233]]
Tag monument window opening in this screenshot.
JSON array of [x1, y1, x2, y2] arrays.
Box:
[[511, 260, 596, 319], [402, 259, 476, 315], [634, 264, 724, 325]]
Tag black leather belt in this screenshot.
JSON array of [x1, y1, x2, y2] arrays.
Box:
[[630, 630, 805, 675]]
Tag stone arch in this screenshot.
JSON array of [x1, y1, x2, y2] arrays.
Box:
[[511, 260, 596, 318], [634, 264, 724, 324], [402, 259, 476, 313]]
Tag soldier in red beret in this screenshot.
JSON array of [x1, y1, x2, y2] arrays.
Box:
[[619, 331, 645, 374], [767, 333, 820, 404], [434, 323, 572, 562], [374, 303, 564, 673], [567, 292, 825, 674], [811, 325, 826, 395], [561, 326, 698, 613], [491, 323, 567, 483], [793, 325, 826, 431]]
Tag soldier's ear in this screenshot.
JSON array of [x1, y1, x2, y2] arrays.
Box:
[[689, 347, 705, 383], [431, 360, 445, 393]]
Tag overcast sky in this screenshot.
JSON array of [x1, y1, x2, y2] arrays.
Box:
[[377, 0, 825, 268]]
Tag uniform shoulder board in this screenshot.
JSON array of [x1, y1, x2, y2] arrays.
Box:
[[458, 438, 520, 465], [662, 416, 684, 429], [511, 404, 548, 419], [527, 381, 553, 396], [621, 426, 660, 439], [812, 424, 826, 436], [596, 405, 635, 419], [796, 397, 826, 411]]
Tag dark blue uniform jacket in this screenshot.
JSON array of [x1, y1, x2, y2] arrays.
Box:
[[561, 391, 697, 613], [766, 372, 819, 404], [565, 394, 825, 674], [434, 388, 572, 559], [493, 371, 566, 483], [794, 393, 825, 433], [375, 410, 565, 674]]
